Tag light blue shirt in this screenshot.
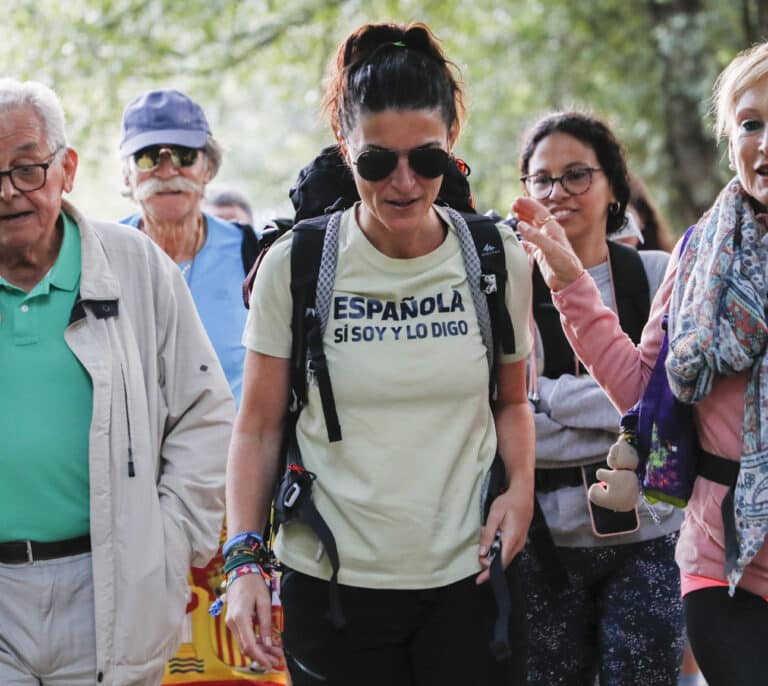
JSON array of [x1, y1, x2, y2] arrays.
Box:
[[121, 212, 249, 404]]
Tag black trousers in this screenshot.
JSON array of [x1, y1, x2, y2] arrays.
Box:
[[281, 560, 527, 686], [685, 585, 768, 686]]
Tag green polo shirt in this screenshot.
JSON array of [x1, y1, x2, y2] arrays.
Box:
[[0, 213, 92, 542]]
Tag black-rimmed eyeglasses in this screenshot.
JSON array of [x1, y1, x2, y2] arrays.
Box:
[[521, 167, 604, 200], [0, 146, 64, 193]]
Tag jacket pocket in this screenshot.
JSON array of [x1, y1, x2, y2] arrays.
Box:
[[113, 508, 190, 666]]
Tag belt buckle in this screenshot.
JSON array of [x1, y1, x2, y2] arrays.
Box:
[[25, 540, 34, 564]]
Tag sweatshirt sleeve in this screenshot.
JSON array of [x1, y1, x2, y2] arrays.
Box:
[[532, 354, 623, 468], [550, 241, 681, 415]]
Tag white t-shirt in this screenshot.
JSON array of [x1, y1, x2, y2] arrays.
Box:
[[244, 204, 532, 589]]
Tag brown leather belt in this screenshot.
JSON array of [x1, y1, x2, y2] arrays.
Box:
[[0, 534, 91, 564]]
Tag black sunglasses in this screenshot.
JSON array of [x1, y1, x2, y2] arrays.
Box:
[[132, 145, 199, 171], [354, 147, 451, 182]]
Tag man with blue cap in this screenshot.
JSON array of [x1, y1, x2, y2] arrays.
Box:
[[119, 89, 255, 404]]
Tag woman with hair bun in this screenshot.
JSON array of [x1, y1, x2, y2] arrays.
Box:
[[224, 22, 534, 685]]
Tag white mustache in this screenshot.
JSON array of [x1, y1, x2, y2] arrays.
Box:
[[135, 176, 203, 201]]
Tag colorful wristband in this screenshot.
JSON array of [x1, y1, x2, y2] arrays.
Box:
[[223, 552, 259, 575], [226, 562, 271, 589], [222, 531, 264, 558], [208, 563, 271, 618]]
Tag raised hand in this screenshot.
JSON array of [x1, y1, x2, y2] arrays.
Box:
[[512, 196, 584, 292]]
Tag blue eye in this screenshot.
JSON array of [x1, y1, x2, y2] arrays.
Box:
[[740, 119, 763, 133]]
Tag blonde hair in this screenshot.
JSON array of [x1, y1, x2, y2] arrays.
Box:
[[713, 42, 768, 140]]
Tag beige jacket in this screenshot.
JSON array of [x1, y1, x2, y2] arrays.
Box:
[[63, 201, 234, 684]]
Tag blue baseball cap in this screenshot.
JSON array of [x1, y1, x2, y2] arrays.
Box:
[[119, 89, 211, 157]]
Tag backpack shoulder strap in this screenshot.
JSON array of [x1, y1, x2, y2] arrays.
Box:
[[290, 213, 342, 443], [241, 220, 292, 309], [236, 222, 261, 275], [451, 210, 519, 660], [460, 212, 517, 359], [606, 241, 650, 345], [268, 213, 344, 628], [532, 261, 581, 378], [534, 241, 651, 378]]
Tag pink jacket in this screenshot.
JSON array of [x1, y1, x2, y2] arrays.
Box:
[[551, 241, 768, 598]]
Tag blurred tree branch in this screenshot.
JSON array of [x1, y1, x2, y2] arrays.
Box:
[[3, 0, 759, 229]]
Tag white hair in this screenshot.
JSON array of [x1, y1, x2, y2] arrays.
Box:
[[0, 78, 68, 152]]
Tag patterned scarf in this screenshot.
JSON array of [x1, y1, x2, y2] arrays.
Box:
[[666, 177, 768, 592]]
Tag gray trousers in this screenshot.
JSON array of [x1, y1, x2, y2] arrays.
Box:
[[0, 552, 163, 686]]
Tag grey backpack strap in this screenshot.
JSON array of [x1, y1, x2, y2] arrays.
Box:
[[445, 207, 495, 372], [315, 210, 343, 336]]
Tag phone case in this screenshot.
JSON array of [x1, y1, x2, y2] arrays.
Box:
[[582, 466, 640, 538]]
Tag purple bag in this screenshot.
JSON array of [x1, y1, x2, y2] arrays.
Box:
[[620, 227, 698, 508]]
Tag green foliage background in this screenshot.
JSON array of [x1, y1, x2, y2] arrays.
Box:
[[4, 0, 766, 230]]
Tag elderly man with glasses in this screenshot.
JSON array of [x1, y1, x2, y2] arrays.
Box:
[[119, 89, 257, 405], [0, 79, 234, 685]]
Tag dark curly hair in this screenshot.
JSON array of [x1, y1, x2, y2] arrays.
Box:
[[519, 111, 630, 234], [322, 22, 466, 143]]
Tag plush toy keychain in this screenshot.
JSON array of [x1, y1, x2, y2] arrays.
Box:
[[588, 432, 640, 512]]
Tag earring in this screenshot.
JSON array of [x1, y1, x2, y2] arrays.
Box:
[[608, 201, 620, 216], [728, 160, 735, 170]]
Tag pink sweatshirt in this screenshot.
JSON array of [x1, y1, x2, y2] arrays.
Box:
[[551, 243, 768, 598]]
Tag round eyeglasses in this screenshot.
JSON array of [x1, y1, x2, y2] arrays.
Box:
[[0, 147, 64, 193], [521, 167, 604, 200]]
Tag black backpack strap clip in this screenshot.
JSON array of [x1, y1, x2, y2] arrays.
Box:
[[274, 443, 345, 628]]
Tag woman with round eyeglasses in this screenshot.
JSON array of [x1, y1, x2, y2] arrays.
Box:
[[516, 45, 768, 686], [515, 111, 684, 686], [224, 21, 534, 686]]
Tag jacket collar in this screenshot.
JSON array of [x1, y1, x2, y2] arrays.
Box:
[[62, 199, 121, 303]]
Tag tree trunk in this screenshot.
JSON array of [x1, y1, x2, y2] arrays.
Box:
[[647, 0, 722, 227], [742, 0, 768, 42]]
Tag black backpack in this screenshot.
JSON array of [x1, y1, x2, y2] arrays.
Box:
[[244, 146, 518, 658]]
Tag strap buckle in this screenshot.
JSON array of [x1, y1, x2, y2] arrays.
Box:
[[481, 273, 497, 295]]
